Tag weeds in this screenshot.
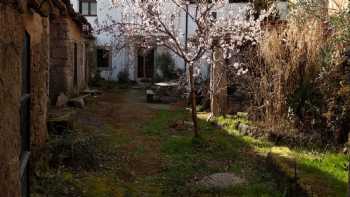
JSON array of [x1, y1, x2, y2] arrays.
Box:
[[48, 129, 103, 170]]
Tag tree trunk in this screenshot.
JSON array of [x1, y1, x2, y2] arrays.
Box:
[[210, 46, 227, 117], [189, 63, 199, 137]]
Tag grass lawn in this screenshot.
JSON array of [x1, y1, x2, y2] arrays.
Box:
[[212, 114, 349, 197], [143, 109, 284, 196]]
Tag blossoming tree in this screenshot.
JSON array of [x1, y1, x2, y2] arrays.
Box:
[[101, 0, 273, 137]]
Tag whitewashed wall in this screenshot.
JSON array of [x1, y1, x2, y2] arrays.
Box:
[[72, 0, 289, 81]]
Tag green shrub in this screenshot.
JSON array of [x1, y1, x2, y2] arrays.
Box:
[[117, 69, 130, 84], [154, 52, 177, 82]]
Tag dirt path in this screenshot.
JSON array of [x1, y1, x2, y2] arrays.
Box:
[[73, 88, 172, 196]]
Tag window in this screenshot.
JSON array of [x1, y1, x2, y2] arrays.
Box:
[[211, 11, 217, 20], [97, 48, 110, 68], [79, 0, 97, 16]]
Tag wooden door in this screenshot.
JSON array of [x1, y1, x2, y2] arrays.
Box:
[[145, 49, 154, 78], [137, 49, 154, 78]]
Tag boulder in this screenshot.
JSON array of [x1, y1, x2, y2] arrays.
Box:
[[196, 172, 245, 190], [238, 123, 259, 137], [56, 92, 68, 107], [68, 96, 86, 108], [82, 89, 101, 96]]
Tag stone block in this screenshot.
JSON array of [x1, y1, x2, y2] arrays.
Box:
[[55, 92, 68, 107]]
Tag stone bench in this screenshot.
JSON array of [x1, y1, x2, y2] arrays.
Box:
[[146, 89, 155, 103]]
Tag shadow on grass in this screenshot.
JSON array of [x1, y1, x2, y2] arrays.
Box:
[[143, 109, 305, 196], [295, 159, 348, 196], [216, 115, 349, 197]]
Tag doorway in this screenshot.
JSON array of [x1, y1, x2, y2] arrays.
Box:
[[20, 32, 31, 197], [73, 43, 78, 90], [137, 48, 154, 79]]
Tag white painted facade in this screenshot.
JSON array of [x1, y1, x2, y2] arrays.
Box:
[[72, 0, 288, 81]]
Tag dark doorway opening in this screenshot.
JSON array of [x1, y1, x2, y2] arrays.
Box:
[[137, 49, 154, 79], [20, 32, 31, 197]]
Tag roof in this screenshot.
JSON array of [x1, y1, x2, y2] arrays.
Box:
[[60, 0, 94, 38], [24, 0, 94, 39]]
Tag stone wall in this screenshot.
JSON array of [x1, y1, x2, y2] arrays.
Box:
[[86, 40, 97, 81], [49, 17, 71, 101], [0, 4, 23, 196], [0, 2, 49, 196], [23, 11, 49, 151], [49, 14, 89, 102]]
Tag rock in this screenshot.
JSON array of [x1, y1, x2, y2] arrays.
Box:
[[237, 123, 258, 137], [197, 172, 245, 190], [236, 112, 248, 119], [169, 120, 186, 130], [83, 89, 101, 96], [184, 121, 194, 127], [238, 123, 250, 135], [56, 92, 68, 107], [206, 113, 214, 122], [68, 96, 86, 108]]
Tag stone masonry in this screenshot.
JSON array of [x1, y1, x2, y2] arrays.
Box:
[[0, 1, 50, 196], [49, 6, 93, 102]]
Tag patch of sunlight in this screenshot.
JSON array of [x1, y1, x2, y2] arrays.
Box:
[[296, 151, 348, 183], [296, 151, 348, 196], [240, 136, 273, 154], [209, 115, 272, 154], [197, 112, 210, 120], [206, 113, 348, 196], [271, 146, 293, 158]]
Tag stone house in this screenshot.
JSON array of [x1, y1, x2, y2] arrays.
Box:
[[0, 0, 50, 196], [70, 0, 289, 82], [49, 0, 94, 102], [0, 0, 94, 196]]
